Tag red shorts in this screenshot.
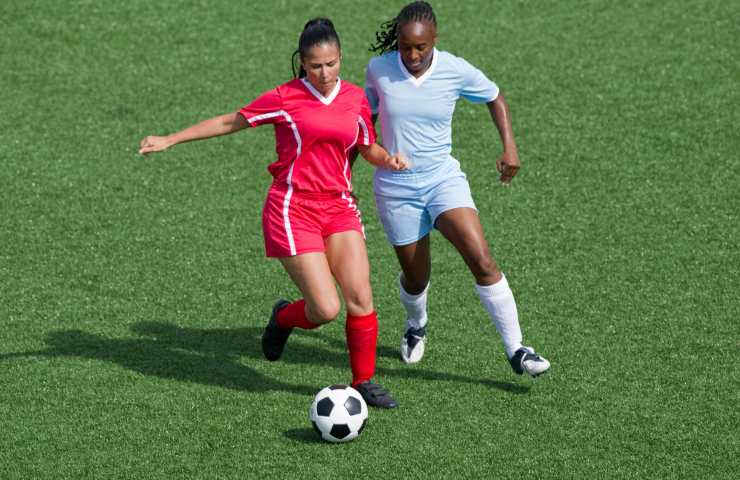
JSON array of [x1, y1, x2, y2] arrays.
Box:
[[262, 184, 364, 257]]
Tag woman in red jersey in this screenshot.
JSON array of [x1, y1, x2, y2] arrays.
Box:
[[139, 18, 406, 408]]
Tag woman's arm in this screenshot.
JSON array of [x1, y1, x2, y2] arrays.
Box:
[[138, 112, 249, 155], [357, 143, 409, 171], [486, 93, 520, 184]]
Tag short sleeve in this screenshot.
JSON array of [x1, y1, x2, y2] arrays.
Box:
[[459, 58, 499, 104], [364, 63, 380, 114], [357, 94, 377, 146], [238, 88, 283, 127]]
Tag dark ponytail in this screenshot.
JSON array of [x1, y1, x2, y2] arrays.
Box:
[[291, 18, 341, 78], [370, 1, 437, 55]]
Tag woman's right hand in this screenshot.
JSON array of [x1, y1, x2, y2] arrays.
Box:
[[138, 135, 172, 155]]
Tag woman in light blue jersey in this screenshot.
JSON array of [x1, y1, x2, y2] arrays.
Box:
[[364, 1, 550, 376]]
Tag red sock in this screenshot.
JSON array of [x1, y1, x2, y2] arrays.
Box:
[[276, 300, 319, 330], [346, 311, 378, 387]]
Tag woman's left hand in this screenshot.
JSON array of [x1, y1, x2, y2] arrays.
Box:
[[496, 150, 520, 185], [388, 153, 410, 171]]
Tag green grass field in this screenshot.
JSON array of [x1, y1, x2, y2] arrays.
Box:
[[1, 0, 738, 478]]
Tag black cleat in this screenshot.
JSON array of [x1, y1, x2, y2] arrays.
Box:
[[261, 299, 292, 361], [355, 381, 398, 409], [509, 346, 551, 377]]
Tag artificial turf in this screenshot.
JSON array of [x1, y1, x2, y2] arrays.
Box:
[[1, 0, 737, 478]]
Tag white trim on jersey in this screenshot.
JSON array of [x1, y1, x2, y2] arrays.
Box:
[[301, 78, 341, 105], [342, 126, 360, 192], [247, 109, 302, 256], [397, 48, 439, 87], [357, 116, 370, 145]]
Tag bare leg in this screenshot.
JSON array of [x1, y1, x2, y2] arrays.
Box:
[[324, 231, 397, 407], [324, 230, 374, 316], [435, 207, 525, 360], [434, 207, 501, 286], [393, 234, 431, 294], [278, 252, 340, 324]]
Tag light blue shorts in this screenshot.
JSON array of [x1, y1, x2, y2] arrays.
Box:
[[374, 171, 477, 246]]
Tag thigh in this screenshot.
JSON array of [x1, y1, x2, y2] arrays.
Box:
[[435, 207, 500, 281], [324, 230, 374, 316], [393, 235, 431, 294], [278, 252, 340, 323]]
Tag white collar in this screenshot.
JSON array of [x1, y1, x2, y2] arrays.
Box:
[[301, 77, 341, 105], [397, 48, 438, 87]]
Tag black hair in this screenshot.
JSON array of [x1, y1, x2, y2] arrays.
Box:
[[291, 18, 341, 78], [370, 1, 437, 54]]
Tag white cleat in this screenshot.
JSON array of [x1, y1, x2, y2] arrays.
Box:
[[509, 346, 550, 377], [400, 327, 426, 364]]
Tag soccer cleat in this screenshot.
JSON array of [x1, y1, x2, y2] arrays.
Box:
[[354, 381, 398, 409], [400, 326, 426, 364], [509, 346, 550, 377], [261, 299, 292, 361]]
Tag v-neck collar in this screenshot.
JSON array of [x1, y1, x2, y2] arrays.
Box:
[[301, 77, 341, 105], [397, 48, 438, 87]]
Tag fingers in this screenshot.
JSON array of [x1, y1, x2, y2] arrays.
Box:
[[392, 153, 410, 170], [499, 164, 519, 185], [138, 136, 167, 155], [138, 136, 153, 155]]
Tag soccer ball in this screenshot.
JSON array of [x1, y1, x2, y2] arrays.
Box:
[[309, 385, 368, 443]]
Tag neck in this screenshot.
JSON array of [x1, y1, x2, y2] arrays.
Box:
[[308, 78, 337, 97]]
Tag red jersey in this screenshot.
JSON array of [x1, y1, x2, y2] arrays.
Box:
[[239, 78, 377, 195]]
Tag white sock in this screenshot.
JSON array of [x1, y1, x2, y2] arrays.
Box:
[[475, 274, 523, 358], [399, 275, 429, 330]]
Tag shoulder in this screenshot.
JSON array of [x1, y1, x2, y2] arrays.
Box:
[[274, 78, 304, 96], [339, 80, 368, 101], [367, 51, 396, 73], [340, 79, 363, 92], [437, 50, 476, 70]]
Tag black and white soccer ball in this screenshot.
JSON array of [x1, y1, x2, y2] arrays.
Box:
[[309, 385, 368, 443]]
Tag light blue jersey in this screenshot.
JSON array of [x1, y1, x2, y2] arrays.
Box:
[[365, 48, 499, 196]]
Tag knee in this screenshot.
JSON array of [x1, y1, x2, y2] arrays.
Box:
[[344, 287, 374, 316], [470, 256, 501, 283], [401, 273, 429, 295], [306, 296, 341, 324]]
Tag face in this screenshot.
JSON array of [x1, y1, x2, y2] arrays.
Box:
[[397, 20, 437, 76], [301, 42, 341, 96]]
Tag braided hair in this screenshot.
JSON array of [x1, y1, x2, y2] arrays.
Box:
[[370, 1, 437, 54], [291, 18, 342, 78]]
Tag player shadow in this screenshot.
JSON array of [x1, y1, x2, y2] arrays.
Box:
[[132, 322, 528, 394], [305, 330, 530, 395], [0, 327, 316, 396], [1, 321, 528, 396]]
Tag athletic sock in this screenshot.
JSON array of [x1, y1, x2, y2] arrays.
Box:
[[276, 299, 320, 330], [474, 274, 523, 358], [346, 311, 378, 386], [399, 275, 429, 330]]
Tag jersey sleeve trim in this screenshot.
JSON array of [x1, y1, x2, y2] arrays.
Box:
[[244, 110, 285, 127], [357, 115, 370, 145]]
